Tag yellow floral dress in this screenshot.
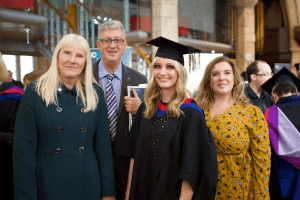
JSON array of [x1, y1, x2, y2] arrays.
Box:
[[204, 104, 271, 200]]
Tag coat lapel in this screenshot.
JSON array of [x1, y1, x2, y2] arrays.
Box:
[[151, 116, 179, 186], [118, 64, 130, 118]]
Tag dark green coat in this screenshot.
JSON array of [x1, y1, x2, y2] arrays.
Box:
[[13, 82, 115, 200]]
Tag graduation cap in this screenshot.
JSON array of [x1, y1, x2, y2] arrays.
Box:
[[295, 63, 300, 70], [146, 36, 201, 65], [261, 67, 300, 95]]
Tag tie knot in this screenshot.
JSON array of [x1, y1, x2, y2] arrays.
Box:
[[107, 74, 115, 81]]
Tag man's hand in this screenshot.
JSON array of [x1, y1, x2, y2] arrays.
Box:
[[124, 89, 142, 115]]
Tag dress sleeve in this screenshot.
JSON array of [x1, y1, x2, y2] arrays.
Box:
[[249, 105, 271, 199], [94, 87, 115, 197], [13, 82, 38, 200], [178, 108, 218, 200]]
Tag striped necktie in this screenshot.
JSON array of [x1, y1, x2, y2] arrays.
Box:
[[106, 74, 117, 140]]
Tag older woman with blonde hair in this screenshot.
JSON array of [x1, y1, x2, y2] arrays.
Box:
[[195, 56, 271, 199], [13, 34, 115, 200], [122, 37, 218, 200]]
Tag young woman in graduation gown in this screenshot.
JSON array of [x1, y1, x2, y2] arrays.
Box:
[[122, 36, 218, 200], [13, 34, 115, 200], [195, 56, 271, 199]]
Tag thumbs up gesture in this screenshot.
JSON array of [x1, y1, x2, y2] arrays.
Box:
[[124, 89, 142, 115]]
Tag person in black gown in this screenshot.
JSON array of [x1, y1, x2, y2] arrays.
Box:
[[261, 67, 300, 200], [0, 81, 23, 200], [122, 36, 218, 200]]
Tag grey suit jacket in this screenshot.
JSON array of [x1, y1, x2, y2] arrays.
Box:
[[93, 59, 147, 194]]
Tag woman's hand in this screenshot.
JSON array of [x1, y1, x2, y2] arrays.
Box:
[[101, 196, 115, 200], [179, 181, 193, 200], [125, 158, 135, 200]]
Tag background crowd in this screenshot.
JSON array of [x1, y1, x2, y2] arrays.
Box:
[[0, 19, 299, 200]]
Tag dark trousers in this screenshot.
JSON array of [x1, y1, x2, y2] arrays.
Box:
[[112, 150, 129, 200], [115, 186, 125, 200]]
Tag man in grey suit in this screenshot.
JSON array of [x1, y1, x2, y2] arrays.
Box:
[[93, 20, 147, 200]]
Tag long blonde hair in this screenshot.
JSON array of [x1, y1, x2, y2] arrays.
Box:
[[195, 56, 249, 109], [143, 57, 191, 119], [36, 34, 99, 112]]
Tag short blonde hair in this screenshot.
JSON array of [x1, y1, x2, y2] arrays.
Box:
[[143, 57, 191, 119], [36, 34, 99, 112], [195, 56, 249, 109]]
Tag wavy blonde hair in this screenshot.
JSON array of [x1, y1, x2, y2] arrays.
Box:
[[36, 34, 99, 112], [143, 57, 191, 119], [195, 56, 249, 109]]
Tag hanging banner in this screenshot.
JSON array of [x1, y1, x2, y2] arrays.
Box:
[[0, 0, 33, 8]]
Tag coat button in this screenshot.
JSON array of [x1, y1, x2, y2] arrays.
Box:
[[57, 126, 63, 132], [79, 146, 84, 152], [56, 107, 62, 112], [55, 148, 61, 154], [81, 127, 86, 133]]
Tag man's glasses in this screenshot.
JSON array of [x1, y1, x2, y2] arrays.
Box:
[[99, 38, 125, 46]]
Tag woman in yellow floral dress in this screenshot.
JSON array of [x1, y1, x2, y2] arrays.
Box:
[[195, 56, 271, 199]]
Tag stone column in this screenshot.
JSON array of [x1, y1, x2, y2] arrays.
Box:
[[283, 0, 300, 75], [16, 55, 21, 81], [123, 0, 130, 32], [235, 0, 258, 74], [151, 0, 178, 59]]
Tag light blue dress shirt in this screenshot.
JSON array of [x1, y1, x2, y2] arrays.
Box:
[[98, 59, 122, 109]]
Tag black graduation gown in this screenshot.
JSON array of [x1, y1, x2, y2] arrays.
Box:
[[121, 103, 218, 200], [0, 82, 23, 200]]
